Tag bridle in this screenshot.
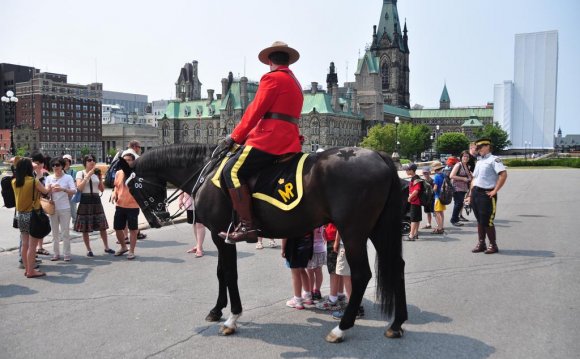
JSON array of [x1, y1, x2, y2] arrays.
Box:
[[126, 144, 235, 225]]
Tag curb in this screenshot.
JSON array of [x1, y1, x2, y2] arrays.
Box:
[[0, 217, 189, 253]]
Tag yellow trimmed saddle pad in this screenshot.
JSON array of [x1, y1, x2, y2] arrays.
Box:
[[211, 153, 309, 211]]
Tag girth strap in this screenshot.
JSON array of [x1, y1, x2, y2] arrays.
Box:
[[263, 112, 300, 125]]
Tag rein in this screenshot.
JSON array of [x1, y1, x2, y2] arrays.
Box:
[[129, 144, 234, 223]]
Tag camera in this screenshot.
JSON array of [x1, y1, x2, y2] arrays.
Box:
[[94, 168, 101, 176]]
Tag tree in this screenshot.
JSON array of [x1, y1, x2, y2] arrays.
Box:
[[108, 147, 118, 157], [398, 123, 432, 160], [360, 124, 396, 153], [437, 132, 470, 155], [16, 147, 27, 157], [474, 123, 511, 151], [80, 146, 90, 158]]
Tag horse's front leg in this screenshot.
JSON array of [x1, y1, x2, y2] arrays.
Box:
[[205, 234, 227, 322], [211, 234, 243, 336]]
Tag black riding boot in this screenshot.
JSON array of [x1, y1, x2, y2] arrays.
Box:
[[484, 226, 498, 254], [471, 224, 487, 253], [218, 185, 258, 243]]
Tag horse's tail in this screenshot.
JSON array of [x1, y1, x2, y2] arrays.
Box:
[[372, 152, 407, 321]]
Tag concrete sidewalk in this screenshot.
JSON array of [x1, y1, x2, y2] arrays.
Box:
[[0, 188, 186, 252]]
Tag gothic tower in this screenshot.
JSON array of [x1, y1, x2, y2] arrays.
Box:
[[175, 60, 202, 101], [370, 0, 410, 108], [440, 83, 450, 109]]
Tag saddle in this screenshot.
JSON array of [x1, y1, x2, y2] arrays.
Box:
[[211, 152, 309, 211]]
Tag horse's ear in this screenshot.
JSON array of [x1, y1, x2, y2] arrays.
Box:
[[117, 156, 132, 177]]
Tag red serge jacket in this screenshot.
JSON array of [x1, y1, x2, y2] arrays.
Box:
[[230, 66, 304, 155]]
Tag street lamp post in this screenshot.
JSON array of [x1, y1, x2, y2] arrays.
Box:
[[1, 90, 19, 156], [435, 125, 441, 159], [430, 134, 434, 160], [392, 116, 401, 161]]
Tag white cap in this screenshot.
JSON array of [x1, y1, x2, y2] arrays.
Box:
[[121, 149, 138, 159], [63, 154, 72, 161]]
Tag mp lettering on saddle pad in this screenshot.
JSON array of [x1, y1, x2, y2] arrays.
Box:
[[211, 153, 308, 211]]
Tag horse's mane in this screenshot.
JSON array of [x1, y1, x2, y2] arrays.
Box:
[[136, 143, 216, 172]]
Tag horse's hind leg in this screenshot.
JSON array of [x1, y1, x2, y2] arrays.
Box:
[[326, 236, 372, 343]]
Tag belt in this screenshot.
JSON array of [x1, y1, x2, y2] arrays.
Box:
[[263, 112, 300, 125], [474, 186, 494, 192]]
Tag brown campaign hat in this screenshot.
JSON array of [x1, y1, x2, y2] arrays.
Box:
[[258, 41, 300, 65], [475, 138, 492, 147]]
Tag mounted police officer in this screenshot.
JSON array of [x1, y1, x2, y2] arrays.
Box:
[[465, 138, 508, 254], [218, 41, 304, 243]]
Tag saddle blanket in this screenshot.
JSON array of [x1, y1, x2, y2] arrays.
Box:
[[211, 153, 309, 211]]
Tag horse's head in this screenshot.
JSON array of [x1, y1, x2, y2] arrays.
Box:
[[121, 156, 171, 228]]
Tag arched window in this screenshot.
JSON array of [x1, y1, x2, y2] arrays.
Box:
[[195, 124, 201, 138], [381, 62, 389, 90], [311, 118, 320, 135], [226, 120, 235, 133], [182, 124, 189, 138]]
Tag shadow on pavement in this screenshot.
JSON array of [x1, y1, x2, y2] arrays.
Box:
[[498, 249, 555, 257], [0, 284, 38, 298], [407, 304, 452, 325], [198, 319, 495, 359]]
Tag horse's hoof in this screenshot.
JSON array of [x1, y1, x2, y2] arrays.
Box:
[[205, 310, 222, 322], [325, 331, 344, 343], [219, 325, 236, 336], [385, 327, 404, 339]]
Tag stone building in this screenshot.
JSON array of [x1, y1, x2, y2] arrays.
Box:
[[176, 61, 202, 102]]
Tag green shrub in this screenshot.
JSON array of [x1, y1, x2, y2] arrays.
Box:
[[504, 158, 580, 168]]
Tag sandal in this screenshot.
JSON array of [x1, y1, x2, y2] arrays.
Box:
[[36, 248, 50, 256], [431, 228, 444, 234], [421, 224, 432, 229], [186, 248, 197, 253], [195, 250, 204, 258], [115, 248, 129, 256], [116, 238, 129, 244], [26, 272, 46, 278], [127, 252, 136, 260], [137, 232, 147, 240]]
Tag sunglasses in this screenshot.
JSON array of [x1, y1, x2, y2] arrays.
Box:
[[86, 158, 94, 162]]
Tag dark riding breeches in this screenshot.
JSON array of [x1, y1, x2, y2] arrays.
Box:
[[221, 146, 278, 189]]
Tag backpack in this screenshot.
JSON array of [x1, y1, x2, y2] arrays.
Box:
[[1, 175, 16, 208], [104, 156, 120, 188], [324, 223, 337, 241], [438, 174, 454, 205], [419, 180, 434, 206]]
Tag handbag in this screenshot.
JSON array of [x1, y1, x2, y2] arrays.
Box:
[[12, 210, 18, 229], [40, 196, 55, 215], [71, 171, 83, 203], [29, 182, 51, 238]]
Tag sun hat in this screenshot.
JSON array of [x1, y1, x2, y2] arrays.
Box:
[[431, 161, 445, 171], [258, 41, 300, 65]]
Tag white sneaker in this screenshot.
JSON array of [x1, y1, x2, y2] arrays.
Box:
[[268, 240, 278, 248], [286, 297, 304, 310], [302, 293, 313, 305]]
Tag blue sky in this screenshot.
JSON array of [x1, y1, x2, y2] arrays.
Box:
[[2, 0, 579, 134]]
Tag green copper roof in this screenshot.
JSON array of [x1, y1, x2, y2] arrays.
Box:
[[220, 81, 259, 111], [383, 104, 410, 118], [461, 117, 484, 127], [440, 84, 450, 103], [377, 0, 404, 51], [355, 51, 380, 75], [302, 93, 360, 118], [409, 108, 493, 118], [165, 99, 222, 119]]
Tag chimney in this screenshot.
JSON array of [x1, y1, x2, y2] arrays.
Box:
[[221, 78, 229, 97], [311, 82, 318, 94], [241, 77, 248, 110], [332, 84, 339, 112], [207, 89, 214, 101]]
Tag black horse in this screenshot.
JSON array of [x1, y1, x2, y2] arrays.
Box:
[[120, 143, 407, 342]]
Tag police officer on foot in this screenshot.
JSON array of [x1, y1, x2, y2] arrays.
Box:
[[218, 41, 304, 243], [465, 138, 508, 254]]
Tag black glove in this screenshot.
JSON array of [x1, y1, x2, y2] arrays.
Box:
[[219, 135, 235, 152]]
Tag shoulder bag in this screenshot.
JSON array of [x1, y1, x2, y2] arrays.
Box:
[[29, 180, 51, 238], [71, 171, 84, 203]]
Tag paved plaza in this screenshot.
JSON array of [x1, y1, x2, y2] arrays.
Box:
[[0, 168, 578, 358]]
